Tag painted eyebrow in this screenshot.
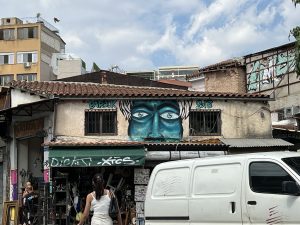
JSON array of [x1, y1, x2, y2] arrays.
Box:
[[157, 103, 179, 111], [132, 104, 153, 111]]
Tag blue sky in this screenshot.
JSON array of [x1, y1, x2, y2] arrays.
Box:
[[1, 0, 300, 72]]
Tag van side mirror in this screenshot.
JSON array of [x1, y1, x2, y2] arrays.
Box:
[[282, 181, 300, 195]]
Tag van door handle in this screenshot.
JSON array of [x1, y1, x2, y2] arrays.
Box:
[[230, 202, 236, 213], [247, 201, 257, 205]]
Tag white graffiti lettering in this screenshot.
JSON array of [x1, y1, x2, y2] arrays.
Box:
[[97, 156, 136, 166], [50, 157, 92, 167]]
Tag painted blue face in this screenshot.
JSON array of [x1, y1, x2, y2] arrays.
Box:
[[128, 100, 182, 141]]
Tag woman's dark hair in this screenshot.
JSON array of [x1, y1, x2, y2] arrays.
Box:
[[92, 173, 104, 200]]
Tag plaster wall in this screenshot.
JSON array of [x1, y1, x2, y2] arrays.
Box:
[[55, 101, 129, 139], [57, 60, 85, 79], [55, 99, 272, 141], [11, 89, 42, 107]]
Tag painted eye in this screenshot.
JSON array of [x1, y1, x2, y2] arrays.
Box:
[[160, 112, 179, 120], [132, 112, 149, 118]]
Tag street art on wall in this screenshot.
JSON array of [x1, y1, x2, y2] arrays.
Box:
[[196, 100, 213, 109], [246, 49, 296, 92], [89, 100, 117, 109], [120, 100, 192, 141]]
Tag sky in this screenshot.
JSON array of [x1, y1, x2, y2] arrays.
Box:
[[1, 0, 300, 72]]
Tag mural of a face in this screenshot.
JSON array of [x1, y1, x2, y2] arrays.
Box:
[[128, 100, 183, 141]]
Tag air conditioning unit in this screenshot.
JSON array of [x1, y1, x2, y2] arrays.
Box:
[[24, 62, 31, 68]]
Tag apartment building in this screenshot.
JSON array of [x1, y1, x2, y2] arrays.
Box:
[[0, 17, 65, 85]]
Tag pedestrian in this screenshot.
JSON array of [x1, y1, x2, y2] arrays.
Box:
[[22, 181, 32, 198], [78, 173, 122, 225]]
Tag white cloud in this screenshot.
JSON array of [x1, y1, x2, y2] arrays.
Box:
[[1, 0, 300, 71]]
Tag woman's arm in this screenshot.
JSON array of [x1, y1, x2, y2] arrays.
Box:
[[78, 193, 92, 225]]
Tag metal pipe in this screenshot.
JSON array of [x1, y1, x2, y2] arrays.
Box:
[[146, 151, 226, 161]]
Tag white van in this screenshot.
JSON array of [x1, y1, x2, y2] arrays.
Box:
[[144, 151, 300, 224]]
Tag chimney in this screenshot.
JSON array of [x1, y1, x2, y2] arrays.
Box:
[[100, 72, 107, 84]]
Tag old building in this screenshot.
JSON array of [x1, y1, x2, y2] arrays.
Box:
[[187, 58, 246, 92], [0, 79, 292, 224]]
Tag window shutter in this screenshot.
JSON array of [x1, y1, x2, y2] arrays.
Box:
[[17, 53, 23, 63], [32, 52, 38, 63], [9, 54, 14, 64], [33, 27, 38, 38]]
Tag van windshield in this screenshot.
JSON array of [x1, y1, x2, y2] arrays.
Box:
[[282, 157, 300, 176]]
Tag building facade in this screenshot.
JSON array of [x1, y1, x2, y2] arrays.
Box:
[[0, 17, 65, 85], [0, 79, 293, 224]]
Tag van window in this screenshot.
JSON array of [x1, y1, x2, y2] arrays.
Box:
[[152, 167, 189, 197], [192, 163, 241, 195], [249, 162, 295, 194], [282, 157, 300, 176]]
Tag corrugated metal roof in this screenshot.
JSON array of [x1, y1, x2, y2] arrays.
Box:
[[220, 138, 294, 148]]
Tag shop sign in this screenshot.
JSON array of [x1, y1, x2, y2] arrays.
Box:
[[14, 118, 44, 139], [49, 155, 144, 167]]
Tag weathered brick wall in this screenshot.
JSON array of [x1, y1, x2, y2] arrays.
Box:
[[205, 66, 246, 93]]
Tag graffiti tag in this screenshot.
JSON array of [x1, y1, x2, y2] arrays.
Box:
[[97, 156, 137, 166], [247, 49, 296, 92], [49, 156, 140, 167], [196, 100, 213, 109], [50, 157, 93, 167], [89, 100, 116, 109]]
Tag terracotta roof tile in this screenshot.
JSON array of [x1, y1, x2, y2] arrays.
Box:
[[10, 80, 270, 100], [44, 138, 227, 147]]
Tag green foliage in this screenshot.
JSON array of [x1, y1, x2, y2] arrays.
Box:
[[292, 0, 300, 7]]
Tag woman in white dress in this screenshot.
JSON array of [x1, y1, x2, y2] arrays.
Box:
[[78, 174, 121, 225]]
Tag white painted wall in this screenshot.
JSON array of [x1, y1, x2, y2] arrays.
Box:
[[11, 89, 43, 107]]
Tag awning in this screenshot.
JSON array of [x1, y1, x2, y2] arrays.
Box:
[[48, 148, 145, 167], [220, 138, 294, 148]]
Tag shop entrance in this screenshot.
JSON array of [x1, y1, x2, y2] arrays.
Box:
[[51, 166, 140, 225]]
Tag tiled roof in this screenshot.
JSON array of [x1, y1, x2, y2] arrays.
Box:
[[158, 79, 192, 88], [57, 70, 188, 90], [44, 138, 226, 147], [10, 80, 270, 99]]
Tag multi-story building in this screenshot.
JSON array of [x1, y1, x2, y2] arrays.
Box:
[[0, 17, 65, 85], [126, 66, 199, 81], [157, 65, 199, 80]]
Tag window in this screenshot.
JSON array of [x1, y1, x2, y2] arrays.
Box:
[[17, 27, 38, 39], [0, 75, 13, 86], [189, 110, 221, 136], [0, 29, 15, 40], [152, 167, 189, 197], [282, 157, 300, 176], [17, 73, 37, 82], [249, 162, 295, 194], [193, 163, 241, 195], [17, 52, 38, 63], [85, 110, 117, 135], [0, 53, 14, 65]]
